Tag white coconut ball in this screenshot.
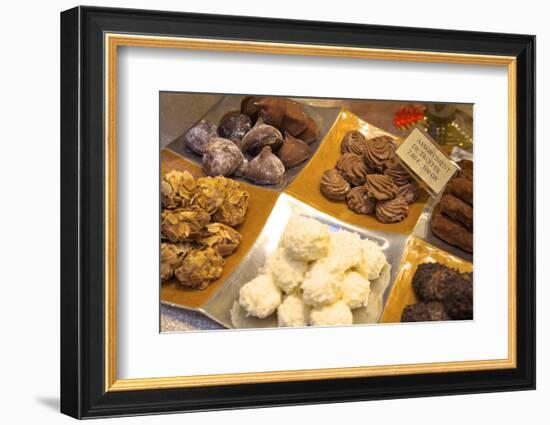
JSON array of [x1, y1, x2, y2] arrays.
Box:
[[239, 274, 282, 318], [357, 239, 387, 280], [262, 247, 308, 294], [339, 271, 371, 309], [277, 292, 309, 327], [281, 215, 330, 262], [301, 260, 342, 307], [327, 229, 364, 272], [309, 300, 353, 326]]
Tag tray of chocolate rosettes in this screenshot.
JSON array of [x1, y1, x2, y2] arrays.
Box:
[[160, 95, 473, 329]]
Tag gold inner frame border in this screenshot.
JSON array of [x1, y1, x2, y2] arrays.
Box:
[[104, 33, 517, 392]]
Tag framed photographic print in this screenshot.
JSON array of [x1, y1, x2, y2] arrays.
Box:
[[60, 6, 536, 419]]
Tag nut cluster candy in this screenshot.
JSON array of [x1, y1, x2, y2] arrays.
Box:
[[161, 170, 196, 209], [160, 242, 194, 281], [174, 248, 225, 290], [160, 170, 249, 289], [320, 130, 420, 224]]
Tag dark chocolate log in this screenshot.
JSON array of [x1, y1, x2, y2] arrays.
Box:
[[440, 194, 473, 231], [449, 177, 473, 206], [457, 159, 473, 180], [431, 207, 473, 253]]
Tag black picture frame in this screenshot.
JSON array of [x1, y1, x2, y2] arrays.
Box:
[[60, 5, 536, 419]]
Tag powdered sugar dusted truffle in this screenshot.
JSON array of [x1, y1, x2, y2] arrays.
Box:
[[262, 247, 309, 294], [183, 121, 218, 155], [244, 146, 285, 185], [277, 292, 309, 327], [218, 111, 251, 144], [340, 271, 371, 309], [310, 300, 353, 326], [202, 137, 244, 177], [281, 216, 330, 262], [239, 274, 282, 319]]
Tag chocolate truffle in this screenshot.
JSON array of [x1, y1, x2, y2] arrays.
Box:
[[240, 118, 283, 155], [276, 132, 312, 169], [363, 135, 397, 172], [202, 138, 245, 177], [364, 174, 398, 201], [375, 196, 408, 223], [234, 157, 248, 177], [218, 111, 252, 144], [280, 101, 308, 136], [255, 97, 287, 128], [412, 263, 459, 302], [245, 146, 285, 185], [183, 121, 218, 155], [346, 186, 375, 215], [320, 169, 351, 201], [297, 116, 318, 144], [336, 153, 369, 186], [341, 130, 366, 156], [443, 277, 473, 320], [241, 96, 263, 122], [401, 302, 450, 322]]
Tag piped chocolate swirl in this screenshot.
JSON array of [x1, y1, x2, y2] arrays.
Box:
[[363, 135, 397, 172], [364, 174, 398, 201], [320, 169, 351, 201], [384, 157, 412, 186], [341, 130, 366, 156], [375, 196, 408, 223], [336, 153, 369, 186]]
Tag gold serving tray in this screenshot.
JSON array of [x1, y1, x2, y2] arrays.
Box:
[[286, 110, 429, 234], [380, 236, 473, 323], [161, 150, 279, 309]]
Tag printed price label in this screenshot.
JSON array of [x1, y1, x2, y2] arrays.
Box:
[[396, 128, 458, 195]]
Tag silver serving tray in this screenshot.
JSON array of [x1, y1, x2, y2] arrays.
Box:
[[165, 95, 341, 191]]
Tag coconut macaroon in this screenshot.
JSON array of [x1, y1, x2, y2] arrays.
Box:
[[339, 271, 371, 309], [327, 229, 364, 272], [239, 274, 282, 318], [281, 215, 330, 262], [309, 300, 353, 326], [277, 292, 309, 327], [262, 247, 309, 294], [301, 260, 342, 307], [356, 239, 387, 280]]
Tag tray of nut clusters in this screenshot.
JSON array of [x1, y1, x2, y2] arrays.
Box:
[[160, 95, 474, 330]]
